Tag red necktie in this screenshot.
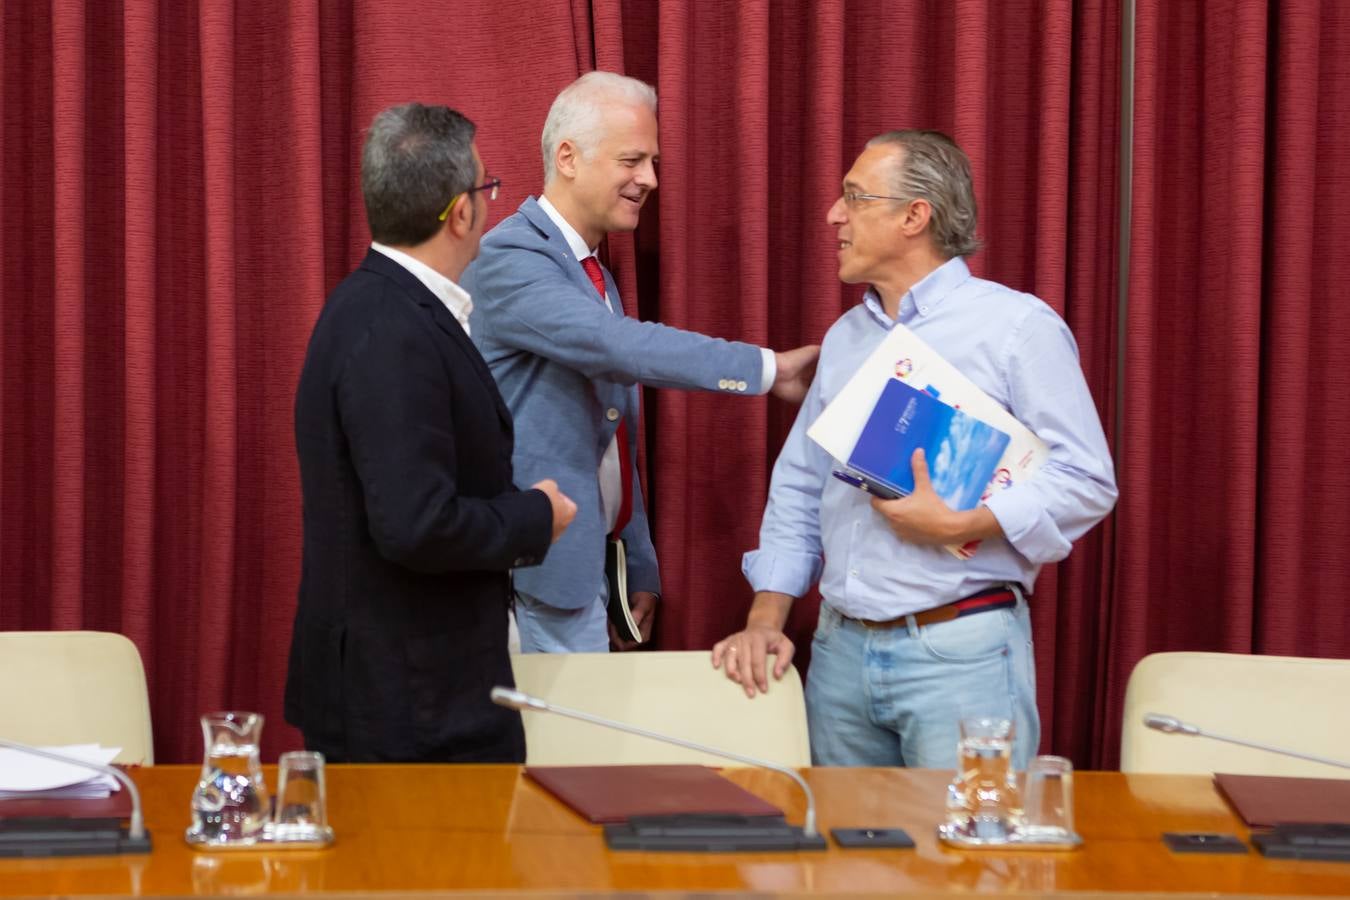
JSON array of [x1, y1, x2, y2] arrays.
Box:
[[580, 256, 633, 537]]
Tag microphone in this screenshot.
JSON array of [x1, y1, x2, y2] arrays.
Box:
[[491, 686, 826, 851], [0, 737, 152, 856], [1142, 713, 1350, 771]]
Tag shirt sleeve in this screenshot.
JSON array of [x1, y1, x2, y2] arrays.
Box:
[[741, 371, 830, 596], [758, 348, 777, 394], [983, 306, 1118, 564]]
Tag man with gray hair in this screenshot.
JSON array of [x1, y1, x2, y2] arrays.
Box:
[[287, 103, 575, 762], [464, 72, 820, 654], [712, 131, 1117, 768]]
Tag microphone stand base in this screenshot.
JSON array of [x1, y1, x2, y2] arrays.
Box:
[[0, 822, 152, 859], [605, 814, 827, 852]]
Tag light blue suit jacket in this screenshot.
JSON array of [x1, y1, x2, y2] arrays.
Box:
[[464, 197, 764, 611]]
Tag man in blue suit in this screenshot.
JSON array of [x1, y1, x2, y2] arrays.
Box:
[[465, 72, 819, 654]]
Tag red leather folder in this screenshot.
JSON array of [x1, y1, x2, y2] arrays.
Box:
[[1214, 773, 1350, 827], [0, 789, 133, 822], [525, 765, 783, 824]]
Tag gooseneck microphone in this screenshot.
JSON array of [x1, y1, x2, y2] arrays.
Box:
[[491, 686, 825, 849], [0, 737, 152, 856], [1142, 713, 1350, 771]]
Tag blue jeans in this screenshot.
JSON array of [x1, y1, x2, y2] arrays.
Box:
[[805, 592, 1039, 768], [514, 589, 610, 653]]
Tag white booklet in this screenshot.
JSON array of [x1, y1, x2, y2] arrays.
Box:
[[0, 743, 121, 798], [808, 322, 1048, 559]]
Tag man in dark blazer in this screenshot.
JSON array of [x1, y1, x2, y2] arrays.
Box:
[[286, 103, 575, 763]]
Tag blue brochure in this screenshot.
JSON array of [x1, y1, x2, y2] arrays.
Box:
[[842, 378, 1011, 511]]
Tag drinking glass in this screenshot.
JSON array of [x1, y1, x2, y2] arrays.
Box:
[[944, 715, 1022, 842], [1020, 755, 1075, 842], [272, 750, 329, 840]]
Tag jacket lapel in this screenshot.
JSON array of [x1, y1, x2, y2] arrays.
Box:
[[359, 249, 514, 431], [519, 198, 618, 312]]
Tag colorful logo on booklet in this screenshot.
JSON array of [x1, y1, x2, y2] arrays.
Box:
[[846, 378, 1011, 511]]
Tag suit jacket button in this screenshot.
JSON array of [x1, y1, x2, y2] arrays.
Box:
[[606, 407, 620, 421], [736, 380, 748, 391], [717, 379, 729, 389]]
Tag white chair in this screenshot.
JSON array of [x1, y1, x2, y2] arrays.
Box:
[[1120, 651, 1350, 776], [0, 630, 154, 765], [510, 650, 810, 767]]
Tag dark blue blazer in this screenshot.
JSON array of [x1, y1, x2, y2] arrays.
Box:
[[285, 249, 552, 762]]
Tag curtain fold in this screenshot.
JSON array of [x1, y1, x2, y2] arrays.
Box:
[[51, 0, 87, 625], [121, 0, 158, 656]]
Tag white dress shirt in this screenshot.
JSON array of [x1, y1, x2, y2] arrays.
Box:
[[370, 242, 474, 336]]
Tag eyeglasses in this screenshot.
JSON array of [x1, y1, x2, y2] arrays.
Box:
[[438, 176, 502, 221], [841, 191, 909, 208]]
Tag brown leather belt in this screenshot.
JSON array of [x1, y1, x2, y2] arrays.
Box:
[[856, 586, 1019, 629]]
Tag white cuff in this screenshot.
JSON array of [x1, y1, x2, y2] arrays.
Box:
[[759, 348, 777, 394]]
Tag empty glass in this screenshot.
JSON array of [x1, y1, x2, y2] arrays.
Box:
[[944, 715, 1022, 842], [188, 711, 270, 844], [1020, 755, 1076, 842], [272, 750, 329, 840]]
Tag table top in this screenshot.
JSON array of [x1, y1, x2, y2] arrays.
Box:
[[2, 764, 1347, 896]]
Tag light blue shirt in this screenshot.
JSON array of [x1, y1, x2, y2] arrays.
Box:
[[742, 257, 1118, 619]]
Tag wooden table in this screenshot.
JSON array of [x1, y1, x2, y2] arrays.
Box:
[[1, 765, 1346, 896]]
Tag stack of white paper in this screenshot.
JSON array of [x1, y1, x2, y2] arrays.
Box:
[[0, 744, 122, 799]]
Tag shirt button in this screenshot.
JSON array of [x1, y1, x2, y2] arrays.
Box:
[[606, 408, 620, 421]]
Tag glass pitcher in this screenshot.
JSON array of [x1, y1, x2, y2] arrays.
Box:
[[188, 711, 270, 844]]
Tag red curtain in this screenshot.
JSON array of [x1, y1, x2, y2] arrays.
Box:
[[1, 0, 601, 763], [1106, 0, 1350, 765], [4, 0, 1347, 767]]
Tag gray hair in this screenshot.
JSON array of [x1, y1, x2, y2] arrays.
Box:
[[866, 130, 981, 258], [541, 71, 657, 185], [361, 103, 477, 246]]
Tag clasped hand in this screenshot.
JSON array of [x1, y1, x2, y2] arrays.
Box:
[[869, 448, 1000, 546]]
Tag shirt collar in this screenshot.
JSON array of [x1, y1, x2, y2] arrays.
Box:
[[862, 256, 973, 327], [369, 242, 473, 330], [537, 194, 596, 260]]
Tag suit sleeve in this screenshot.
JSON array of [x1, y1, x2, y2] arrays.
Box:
[[472, 233, 764, 392], [335, 305, 553, 574]]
